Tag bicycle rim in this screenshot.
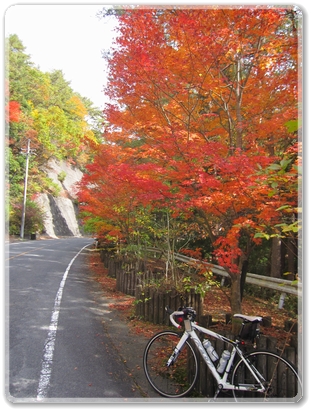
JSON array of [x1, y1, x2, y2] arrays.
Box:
[[143, 331, 198, 398], [232, 350, 302, 402]]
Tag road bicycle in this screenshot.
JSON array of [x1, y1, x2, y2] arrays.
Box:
[[143, 307, 302, 401]]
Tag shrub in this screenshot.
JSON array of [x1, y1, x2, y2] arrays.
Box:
[[9, 200, 45, 235]]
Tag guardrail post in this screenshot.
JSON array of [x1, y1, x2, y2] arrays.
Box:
[[278, 292, 287, 309]]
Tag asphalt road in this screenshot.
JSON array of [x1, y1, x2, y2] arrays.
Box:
[[6, 237, 145, 403]]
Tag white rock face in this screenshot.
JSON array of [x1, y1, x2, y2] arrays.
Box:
[[36, 193, 58, 238], [37, 160, 83, 238], [46, 159, 83, 197], [54, 196, 81, 237]]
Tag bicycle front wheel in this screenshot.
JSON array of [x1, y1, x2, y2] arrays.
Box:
[[143, 330, 198, 398], [232, 350, 302, 401]]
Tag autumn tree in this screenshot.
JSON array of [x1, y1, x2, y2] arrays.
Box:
[[78, 143, 170, 241], [80, 6, 300, 318]]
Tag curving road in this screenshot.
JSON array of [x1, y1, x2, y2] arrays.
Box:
[[6, 237, 142, 402]]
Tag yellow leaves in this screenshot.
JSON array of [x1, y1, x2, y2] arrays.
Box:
[[83, 129, 99, 146], [68, 95, 88, 118]]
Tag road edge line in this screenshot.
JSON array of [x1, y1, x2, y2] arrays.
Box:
[[36, 244, 90, 401]]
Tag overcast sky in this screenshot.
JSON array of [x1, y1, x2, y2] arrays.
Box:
[[5, 4, 117, 109]]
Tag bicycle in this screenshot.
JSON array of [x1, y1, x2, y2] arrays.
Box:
[[143, 306, 302, 401]]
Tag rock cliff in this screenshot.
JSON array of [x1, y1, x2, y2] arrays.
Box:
[[37, 160, 83, 238]]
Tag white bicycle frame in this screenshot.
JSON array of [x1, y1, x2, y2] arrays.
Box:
[[168, 311, 266, 394]]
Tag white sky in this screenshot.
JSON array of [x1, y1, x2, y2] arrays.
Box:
[[5, 4, 117, 109]]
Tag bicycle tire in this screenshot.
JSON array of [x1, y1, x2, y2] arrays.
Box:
[[232, 350, 302, 401], [143, 330, 199, 398]]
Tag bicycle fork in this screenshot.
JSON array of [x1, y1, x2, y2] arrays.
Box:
[[166, 332, 189, 367]]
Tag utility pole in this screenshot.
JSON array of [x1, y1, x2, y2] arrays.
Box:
[[20, 139, 31, 239]]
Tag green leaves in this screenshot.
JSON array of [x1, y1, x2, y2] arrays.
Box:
[[267, 158, 293, 173], [6, 34, 104, 234], [285, 119, 302, 133]]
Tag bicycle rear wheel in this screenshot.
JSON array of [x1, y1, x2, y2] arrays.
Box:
[[143, 330, 198, 398], [232, 350, 302, 401]]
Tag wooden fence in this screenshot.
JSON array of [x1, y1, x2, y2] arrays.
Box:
[[101, 252, 163, 294], [135, 286, 203, 324], [100, 251, 204, 321]]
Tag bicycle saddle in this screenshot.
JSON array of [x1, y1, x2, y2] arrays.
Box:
[[234, 314, 262, 322]]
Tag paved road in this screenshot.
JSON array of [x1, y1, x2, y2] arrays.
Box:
[[6, 238, 145, 402]]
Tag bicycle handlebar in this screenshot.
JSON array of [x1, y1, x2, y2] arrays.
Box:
[[165, 306, 196, 329], [171, 310, 185, 329]]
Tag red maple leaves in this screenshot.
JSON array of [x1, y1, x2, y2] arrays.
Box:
[[78, 7, 300, 312], [6, 100, 21, 123]]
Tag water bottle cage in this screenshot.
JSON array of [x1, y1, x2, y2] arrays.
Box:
[[217, 350, 231, 374]]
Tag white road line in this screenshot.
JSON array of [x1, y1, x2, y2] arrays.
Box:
[[36, 244, 90, 400]]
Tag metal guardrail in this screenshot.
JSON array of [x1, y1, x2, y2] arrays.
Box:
[[146, 247, 301, 308]]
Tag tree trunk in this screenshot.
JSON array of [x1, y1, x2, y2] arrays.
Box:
[[230, 273, 242, 336], [240, 260, 248, 301], [286, 236, 297, 280], [235, 56, 243, 150], [270, 237, 282, 278]]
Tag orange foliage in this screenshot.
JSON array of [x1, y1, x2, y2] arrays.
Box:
[[6, 100, 21, 123], [78, 7, 299, 286]]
